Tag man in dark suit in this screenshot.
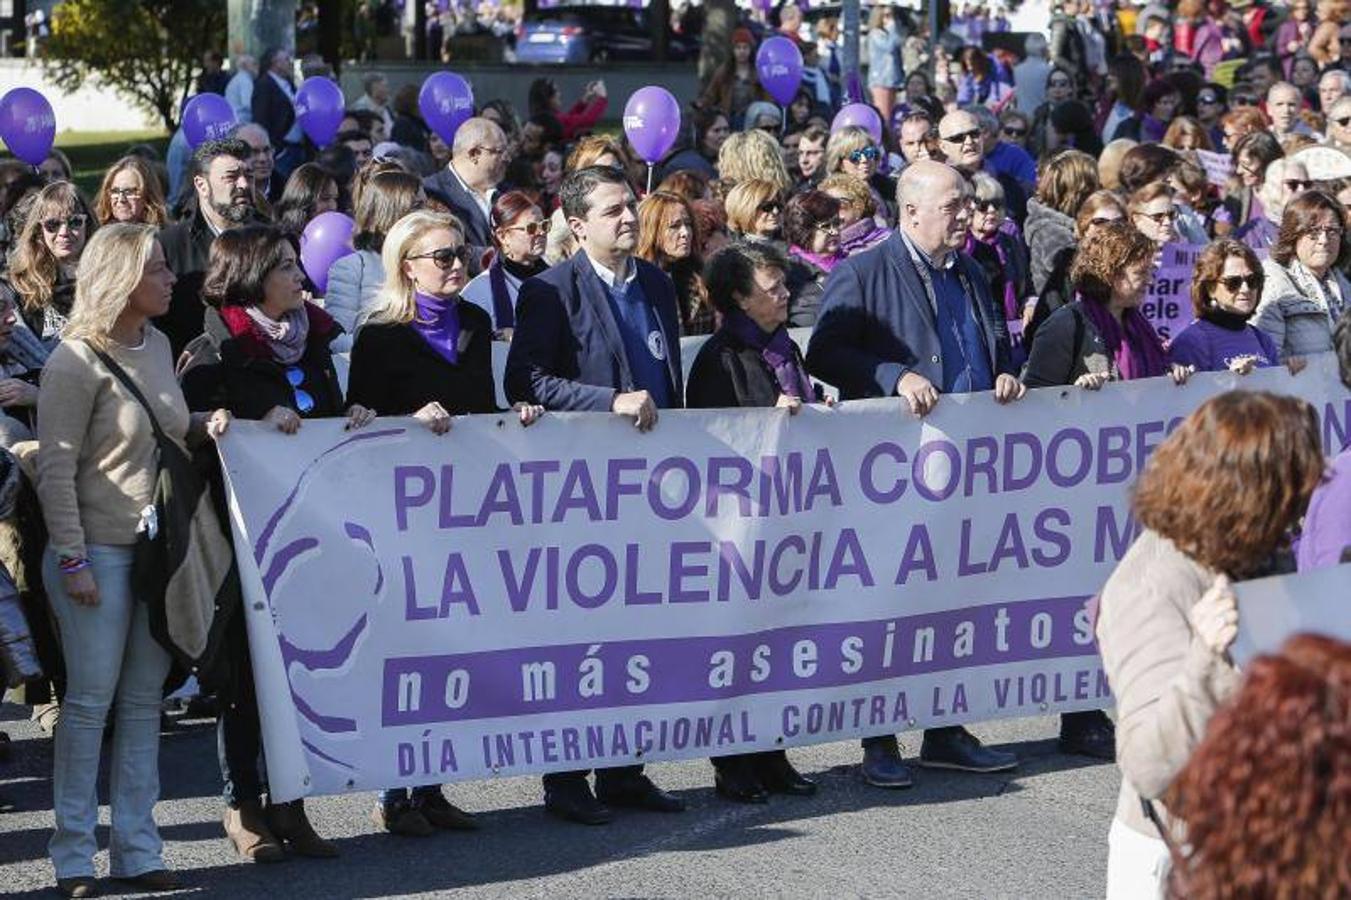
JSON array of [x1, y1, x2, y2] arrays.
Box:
[[806, 159, 1026, 787], [251, 47, 305, 183], [156, 139, 257, 357], [423, 117, 508, 270], [505, 166, 686, 825]]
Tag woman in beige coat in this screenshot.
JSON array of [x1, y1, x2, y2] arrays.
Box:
[[1095, 390, 1326, 899]]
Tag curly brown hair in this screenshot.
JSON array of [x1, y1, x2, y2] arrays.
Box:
[[1190, 239, 1265, 317], [1133, 391, 1326, 577], [1271, 189, 1350, 270], [1069, 220, 1156, 305], [1165, 633, 1351, 899]]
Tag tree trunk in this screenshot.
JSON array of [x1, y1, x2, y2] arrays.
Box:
[[651, 0, 670, 62], [317, 0, 342, 72], [699, 0, 736, 86], [414, 0, 427, 61], [842, 0, 861, 103]]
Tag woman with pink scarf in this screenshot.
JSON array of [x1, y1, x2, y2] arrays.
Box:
[[783, 190, 846, 327]]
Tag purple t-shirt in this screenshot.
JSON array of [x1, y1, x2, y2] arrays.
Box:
[[1298, 450, 1351, 571], [1167, 319, 1281, 372]]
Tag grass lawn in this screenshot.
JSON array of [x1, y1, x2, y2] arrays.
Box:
[[52, 129, 170, 198]]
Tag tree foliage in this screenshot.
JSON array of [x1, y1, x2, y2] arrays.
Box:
[[43, 0, 227, 132]]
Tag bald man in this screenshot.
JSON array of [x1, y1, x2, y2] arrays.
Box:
[[806, 160, 1025, 786], [424, 117, 510, 265], [938, 109, 1029, 224]]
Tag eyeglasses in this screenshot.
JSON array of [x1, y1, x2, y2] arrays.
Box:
[[1216, 274, 1260, 292], [1137, 210, 1176, 225], [109, 187, 142, 201], [1303, 225, 1344, 241], [285, 367, 315, 414], [757, 200, 782, 215], [472, 145, 508, 158], [847, 146, 881, 163], [1198, 94, 1219, 105], [1284, 179, 1313, 192], [974, 199, 1003, 213], [506, 221, 546, 236], [814, 218, 842, 233], [41, 214, 87, 234], [940, 127, 983, 146], [1231, 95, 1258, 107], [1002, 126, 1027, 137], [408, 245, 470, 268]]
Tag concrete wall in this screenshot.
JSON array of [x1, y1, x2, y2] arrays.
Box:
[[0, 59, 161, 133], [338, 62, 700, 125]]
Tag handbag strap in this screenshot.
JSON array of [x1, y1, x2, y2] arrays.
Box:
[[86, 343, 172, 447]]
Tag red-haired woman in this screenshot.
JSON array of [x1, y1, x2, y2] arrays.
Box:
[[1165, 633, 1350, 899], [636, 190, 713, 335], [1095, 391, 1327, 898], [460, 191, 548, 341]]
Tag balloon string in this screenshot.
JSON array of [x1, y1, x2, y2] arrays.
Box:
[[646, 164, 653, 195]]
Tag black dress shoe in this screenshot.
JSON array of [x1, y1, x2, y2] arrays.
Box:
[[757, 751, 817, 796], [919, 726, 1018, 773], [859, 735, 915, 788], [596, 773, 686, 813], [1059, 710, 1116, 760], [544, 779, 614, 825], [713, 757, 769, 804], [55, 877, 98, 898]]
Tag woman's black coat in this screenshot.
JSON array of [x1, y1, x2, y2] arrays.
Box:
[[686, 325, 814, 409], [346, 302, 498, 416]]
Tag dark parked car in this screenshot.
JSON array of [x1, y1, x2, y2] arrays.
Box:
[[512, 5, 699, 64]]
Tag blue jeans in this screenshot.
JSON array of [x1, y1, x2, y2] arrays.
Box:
[[45, 545, 171, 879]]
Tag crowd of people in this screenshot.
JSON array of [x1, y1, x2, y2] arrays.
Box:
[[0, 1, 1349, 897]]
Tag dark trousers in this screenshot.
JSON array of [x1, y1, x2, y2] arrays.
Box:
[[543, 765, 643, 793], [217, 633, 266, 807]]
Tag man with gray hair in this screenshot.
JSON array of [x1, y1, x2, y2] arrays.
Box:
[[1267, 81, 1315, 139], [807, 159, 1025, 787], [423, 117, 510, 264], [352, 72, 394, 137], [1013, 33, 1052, 114], [1319, 70, 1350, 123]]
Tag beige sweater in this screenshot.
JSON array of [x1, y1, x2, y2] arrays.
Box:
[[36, 328, 191, 559], [1096, 528, 1242, 838]]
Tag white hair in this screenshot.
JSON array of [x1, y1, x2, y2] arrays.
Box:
[[451, 117, 504, 157]]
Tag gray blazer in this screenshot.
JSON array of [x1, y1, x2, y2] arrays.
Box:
[[1253, 257, 1346, 360]]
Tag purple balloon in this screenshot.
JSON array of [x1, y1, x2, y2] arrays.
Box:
[[295, 77, 345, 148], [756, 36, 804, 106], [182, 93, 237, 149], [832, 103, 883, 144], [301, 211, 355, 295], [419, 72, 475, 145], [623, 86, 681, 164], [0, 88, 56, 167]]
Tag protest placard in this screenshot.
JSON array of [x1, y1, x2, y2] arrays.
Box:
[[219, 357, 1349, 801]]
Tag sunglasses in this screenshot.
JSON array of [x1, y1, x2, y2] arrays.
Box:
[[1335, 116, 1351, 127], [506, 221, 546, 236], [1231, 95, 1257, 107], [1002, 126, 1027, 137], [1198, 94, 1219, 105], [41, 214, 87, 235], [975, 199, 1003, 213], [847, 146, 881, 163], [1285, 179, 1313, 192], [285, 367, 315, 415], [409, 245, 469, 269], [940, 127, 983, 145], [1217, 274, 1260, 292], [757, 200, 782, 215]]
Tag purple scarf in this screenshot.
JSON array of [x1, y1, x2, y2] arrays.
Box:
[[722, 308, 815, 399], [965, 231, 1019, 320], [790, 245, 844, 274], [413, 291, 462, 365], [839, 218, 891, 256], [1079, 298, 1168, 381]]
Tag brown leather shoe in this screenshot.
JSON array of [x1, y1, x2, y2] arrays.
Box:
[[267, 799, 339, 858], [224, 801, 285, 863]]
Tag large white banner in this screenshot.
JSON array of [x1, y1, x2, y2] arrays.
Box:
[[218, 358, 1350, 801]]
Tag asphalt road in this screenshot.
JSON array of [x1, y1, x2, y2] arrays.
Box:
[[1, 701, 1118, 899]]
